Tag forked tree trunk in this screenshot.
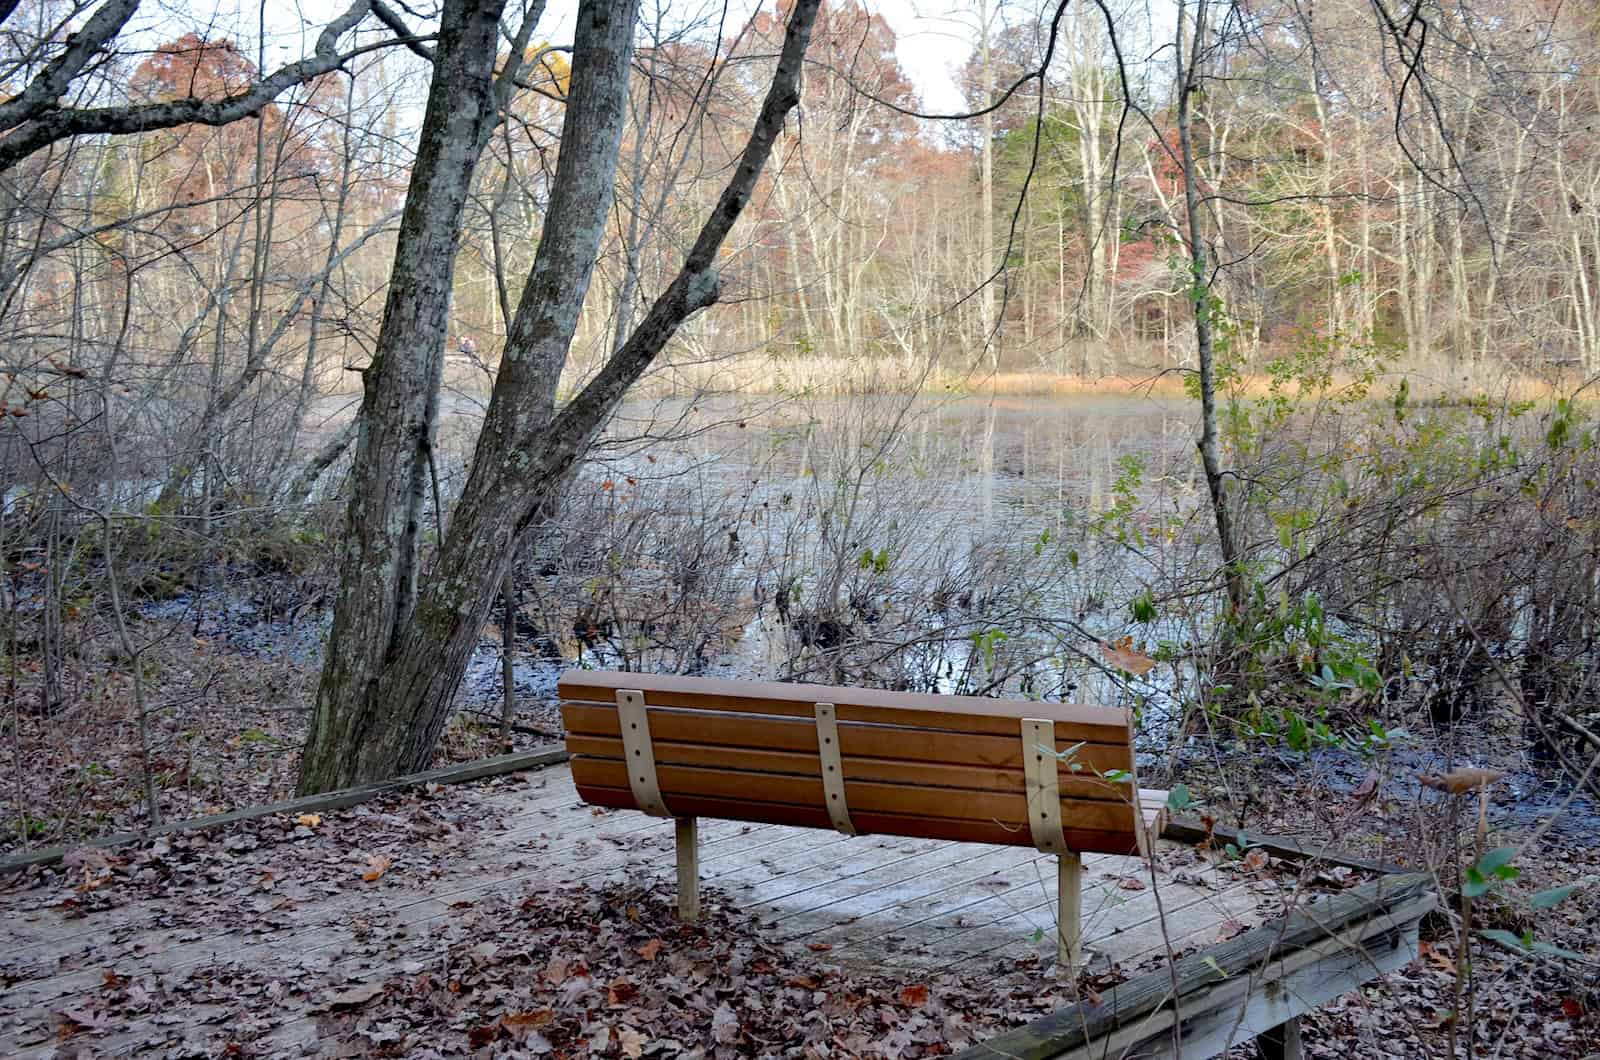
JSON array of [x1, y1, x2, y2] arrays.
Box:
[[298, 0, 822, 793], [298, 0, 510, 791]]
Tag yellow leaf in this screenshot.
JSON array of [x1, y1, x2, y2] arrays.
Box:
[[296, 813, 322, 828], [1101, 637, 1156, 676], [361, 853, 392, 882], [1420, 767, 1506, 795]]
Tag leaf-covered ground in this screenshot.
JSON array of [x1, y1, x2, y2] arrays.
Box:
[[2, 777, 1096, 1058], [4, 759, 1598, 1058], [1177, 752, 1600, 1060], [7, 597, 1598, 1058], [2, 609, 554, 858]]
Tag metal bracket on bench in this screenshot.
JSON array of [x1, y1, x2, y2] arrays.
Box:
[[616, 689, 670, 817], [814, 703, 857, 835], [1021, 717, 1067, 855]]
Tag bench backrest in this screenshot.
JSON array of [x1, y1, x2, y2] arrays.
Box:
[[561, 669, 1162, 856]]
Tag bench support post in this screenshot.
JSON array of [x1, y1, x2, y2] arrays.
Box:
[[1256, 1016, 1304, 1060], [676, 816, 699, 923], [1058, 851, 1082, 978]]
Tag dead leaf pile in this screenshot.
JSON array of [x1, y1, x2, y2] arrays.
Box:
[[298, 881, 1074, 1057]]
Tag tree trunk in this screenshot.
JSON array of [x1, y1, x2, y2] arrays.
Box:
[[298, 0, 511, 793], [298, 0, 822, 793], [978, 0, 998, 365], [1176, 0, 1243, 613]]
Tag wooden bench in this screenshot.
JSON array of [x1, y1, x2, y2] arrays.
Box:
[[560, 669, 1166, 973]]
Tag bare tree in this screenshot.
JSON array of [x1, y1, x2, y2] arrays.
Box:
[[297, 0, 823, 792]]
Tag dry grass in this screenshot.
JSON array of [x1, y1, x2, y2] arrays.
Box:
[[629, 349, 1583, 402], [635, 352, 1191, 398]]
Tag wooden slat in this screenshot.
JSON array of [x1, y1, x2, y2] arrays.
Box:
[[572, 757, 1143, 833], [561, 703, 1133, 773], [559, 669, 1130, 742], [573, 784, 1147, 855], [564, 734, 1137, 802]]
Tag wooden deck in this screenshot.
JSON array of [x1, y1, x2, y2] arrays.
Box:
[[1, 759, 1277, 1056]]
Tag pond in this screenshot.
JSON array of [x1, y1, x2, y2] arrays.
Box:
[[139, 388, 1600, 847]]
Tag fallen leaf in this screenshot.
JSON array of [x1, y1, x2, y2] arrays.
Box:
[[1242, 847, 1269, 872], [899, 983, 930, 1007], [324, 982, 385, 1010], [1418, 940, 1454, 973], [807, 942, 834, 952], [1420, 767, 1506, 795], [62, 846, 113, 872], [1351, 770, 1379, 799], [637, 938, 664, 962], [361, 854, 392, 882], [56, 1005, 105, 1032], [295, 813, 322, 828], [1215, 918, 1247, 941], [1100, 637, 1157, 676], [468, 1024, 498, 1049], [1117, 876, 1146, 891], [711, 1003, 740, 1044], [501, 1010, 555, 1032]]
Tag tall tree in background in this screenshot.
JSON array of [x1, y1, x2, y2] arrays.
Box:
[[1173, 0, 1243, 612], [297, 0, 822, 792]]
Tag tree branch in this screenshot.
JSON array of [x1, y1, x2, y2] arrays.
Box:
[[550, 0, 822, 453], [0, 0, 385, 173]]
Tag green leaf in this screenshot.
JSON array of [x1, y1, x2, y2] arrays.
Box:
[[1530, 941, 1589, 962], [1530, 883, 1583, 910], [1202, 956, 1227, 979], [1479, 928, 1527, 952], [1131, 592, 1157, 623], [1286, 712, 1309, 753], [1475, 847, 1517, 877], [1031, 927, 1045, 944], [1166, 784, 1192, 811], [1462, 867, 1494, 898]]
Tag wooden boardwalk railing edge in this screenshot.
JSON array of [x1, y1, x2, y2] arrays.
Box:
[[1162, 816, 1406, 875], [953, 871, 1437, 1060], [0, 746, 571, 875]]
